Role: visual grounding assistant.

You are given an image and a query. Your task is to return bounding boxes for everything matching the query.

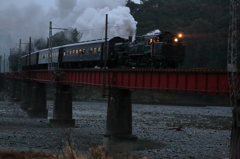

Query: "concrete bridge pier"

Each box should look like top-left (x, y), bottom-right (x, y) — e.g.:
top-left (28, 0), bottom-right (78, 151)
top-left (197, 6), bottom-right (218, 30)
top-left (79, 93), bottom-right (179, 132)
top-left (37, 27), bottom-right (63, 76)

top-left (10, 79), bottom-right (17, 101)
top-left (13, 79), bottom-right (22, 102)
top-left (27, 82), bottom-right (48, 118)
top-left (49, 84), bottom-right (75, 128)
top-left (230, 105), bottom-right (240, 158)
top-left (4, 79), bottom-right (14, 100)
top-left (4, 79), bottom-right (12, 99)
top-left (103, 88), bottom-right (137, 153)
top-left (5, 79), bottom-right (19, 101)
top-left (20, 81), bottom-right (32, 110)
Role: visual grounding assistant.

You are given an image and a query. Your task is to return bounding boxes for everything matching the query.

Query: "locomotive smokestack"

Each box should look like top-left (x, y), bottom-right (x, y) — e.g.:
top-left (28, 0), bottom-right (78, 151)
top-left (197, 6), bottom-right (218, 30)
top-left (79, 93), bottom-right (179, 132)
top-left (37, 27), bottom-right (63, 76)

top-left (129, 36), bottom-right (133, 42)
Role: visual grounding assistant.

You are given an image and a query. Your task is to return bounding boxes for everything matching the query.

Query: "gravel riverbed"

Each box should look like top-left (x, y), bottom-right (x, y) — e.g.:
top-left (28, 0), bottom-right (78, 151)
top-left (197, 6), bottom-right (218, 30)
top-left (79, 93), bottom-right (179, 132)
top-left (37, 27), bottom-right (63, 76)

top-left (0, 101), bottom-right (231, 159)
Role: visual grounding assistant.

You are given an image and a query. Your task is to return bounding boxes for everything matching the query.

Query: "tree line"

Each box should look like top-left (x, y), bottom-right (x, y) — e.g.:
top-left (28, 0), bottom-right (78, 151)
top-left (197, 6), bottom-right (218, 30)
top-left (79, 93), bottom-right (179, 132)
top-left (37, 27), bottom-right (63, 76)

top-left (127, 0), bottom-right (237, 69)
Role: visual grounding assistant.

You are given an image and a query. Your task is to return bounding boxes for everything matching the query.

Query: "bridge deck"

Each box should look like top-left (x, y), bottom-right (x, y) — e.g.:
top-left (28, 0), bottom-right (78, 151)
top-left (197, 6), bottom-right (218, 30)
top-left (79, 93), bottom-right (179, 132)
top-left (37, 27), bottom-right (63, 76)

top-left (4, 68), bottom-right (229, 96)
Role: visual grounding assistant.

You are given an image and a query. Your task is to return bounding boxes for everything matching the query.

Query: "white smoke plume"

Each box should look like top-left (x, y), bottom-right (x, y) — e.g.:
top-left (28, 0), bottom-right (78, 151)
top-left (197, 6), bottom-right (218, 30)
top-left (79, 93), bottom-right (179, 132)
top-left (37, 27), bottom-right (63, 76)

top-left (146, 29), bottom-right (161, 36)
top-left (53, 0), bottom-right (137, 41)
top-left (0, 0), bottom-right (137, 57)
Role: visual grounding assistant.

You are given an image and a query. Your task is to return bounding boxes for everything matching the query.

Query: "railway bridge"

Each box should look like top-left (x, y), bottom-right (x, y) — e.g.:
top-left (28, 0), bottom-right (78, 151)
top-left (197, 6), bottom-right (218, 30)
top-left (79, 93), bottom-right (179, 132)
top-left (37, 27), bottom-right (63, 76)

top-left (2, 68), bottom-right (230, 151)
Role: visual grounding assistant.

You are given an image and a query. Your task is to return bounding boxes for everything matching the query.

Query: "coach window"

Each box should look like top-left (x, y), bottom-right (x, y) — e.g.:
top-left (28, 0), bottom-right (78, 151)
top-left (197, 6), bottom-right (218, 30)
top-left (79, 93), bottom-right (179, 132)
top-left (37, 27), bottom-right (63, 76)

top-left (89, 48), bottom-right (93, 53)
top-left (76, 50), bottom-right (78, 54)
top-left (82, 49), bottom-right (85, 54)
top-left (73, 50), bottom-right (75, 54)
top-left (97, 47), bottom-right (101, 53)
top-left (64, 52), bottom-right (66, 56)
top-left (93, 48), bottom-right (97, 53)
top-left (86, 48), bottom-right (89, 53)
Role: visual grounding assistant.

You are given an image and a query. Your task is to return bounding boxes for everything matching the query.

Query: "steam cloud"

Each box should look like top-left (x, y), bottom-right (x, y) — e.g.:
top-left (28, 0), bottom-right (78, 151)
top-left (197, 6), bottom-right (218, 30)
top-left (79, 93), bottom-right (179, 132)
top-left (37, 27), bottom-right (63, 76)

top-left (0, 0), bottom-right (137, 57)
top-left (146, 29), bottom-right (161, 36)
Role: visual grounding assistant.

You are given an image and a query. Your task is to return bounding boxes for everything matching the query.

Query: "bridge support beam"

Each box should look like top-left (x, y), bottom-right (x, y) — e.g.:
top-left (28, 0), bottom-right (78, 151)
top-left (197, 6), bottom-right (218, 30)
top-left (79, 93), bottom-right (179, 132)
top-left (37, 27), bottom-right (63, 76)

top-left (27, 82), bottom-right (48, 118)
top-left (103, 88), bottom-right (137, 153)
top-left (49, 84), bottom-right (75, 128)
top-left (20, 81), bottom-right (32, 110)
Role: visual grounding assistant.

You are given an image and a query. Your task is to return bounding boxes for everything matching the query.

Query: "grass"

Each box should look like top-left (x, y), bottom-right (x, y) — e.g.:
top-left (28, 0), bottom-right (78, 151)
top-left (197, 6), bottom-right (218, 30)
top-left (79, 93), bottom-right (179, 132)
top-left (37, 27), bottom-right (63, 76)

top-left (0, 150), bottom-right (54, 159)
top-left (0, 145), bottom-right (147, 159)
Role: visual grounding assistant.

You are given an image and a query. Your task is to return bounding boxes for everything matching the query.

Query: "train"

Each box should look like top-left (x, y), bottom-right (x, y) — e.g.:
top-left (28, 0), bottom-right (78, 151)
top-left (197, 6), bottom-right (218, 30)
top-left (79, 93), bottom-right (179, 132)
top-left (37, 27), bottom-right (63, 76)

top-left (20, 31), bottom-right (186, 70)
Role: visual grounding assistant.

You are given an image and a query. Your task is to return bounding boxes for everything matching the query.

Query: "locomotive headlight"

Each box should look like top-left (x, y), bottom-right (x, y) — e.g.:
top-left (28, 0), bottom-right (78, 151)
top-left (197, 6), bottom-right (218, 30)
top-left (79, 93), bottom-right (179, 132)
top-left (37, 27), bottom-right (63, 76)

top-left (174, 38), bottom-right (178, 42)
top-left (178, 33), bottom-right (183, 38)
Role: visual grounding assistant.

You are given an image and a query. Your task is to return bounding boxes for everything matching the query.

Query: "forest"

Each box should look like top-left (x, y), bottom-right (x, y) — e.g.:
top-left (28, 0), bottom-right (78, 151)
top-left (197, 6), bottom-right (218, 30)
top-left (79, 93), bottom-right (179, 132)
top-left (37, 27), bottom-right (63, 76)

top-left (9, 0), bottom-right (239, 70)
top-left (126, 0), bottom-right (236, 69)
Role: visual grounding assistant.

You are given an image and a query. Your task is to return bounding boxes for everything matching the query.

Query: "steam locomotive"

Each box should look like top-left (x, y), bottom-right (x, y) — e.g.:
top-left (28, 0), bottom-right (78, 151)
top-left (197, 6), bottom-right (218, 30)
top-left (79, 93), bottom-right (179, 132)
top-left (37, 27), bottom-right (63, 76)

top-left (21, 31), bottom-right (186, 70)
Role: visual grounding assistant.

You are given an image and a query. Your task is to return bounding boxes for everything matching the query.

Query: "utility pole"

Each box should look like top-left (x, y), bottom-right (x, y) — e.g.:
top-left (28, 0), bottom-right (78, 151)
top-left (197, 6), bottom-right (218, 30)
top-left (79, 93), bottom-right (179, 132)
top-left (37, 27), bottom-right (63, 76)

top-left (7, 59), bottom-right (9, 72)
top-left (0, 55), bottom-right (1, 73)
top-left (228, 0), bottom-right (238, 120)
top-left (19, 39), bottom-right (21, 56)
top-left (102, 14), bottom-right (108, 97)
top-left (3, 54), bottom-right (5, 73)
top-left (18, 39), bottom-right (21, 71)
top-left (28, 37), bottom-right (31, 81)
top-left (48, 21), bottom-right (53, 71)
top-left (48, 21), bottom-right (68, 71)
top-left (227, 0), bottom-right (240, 158)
